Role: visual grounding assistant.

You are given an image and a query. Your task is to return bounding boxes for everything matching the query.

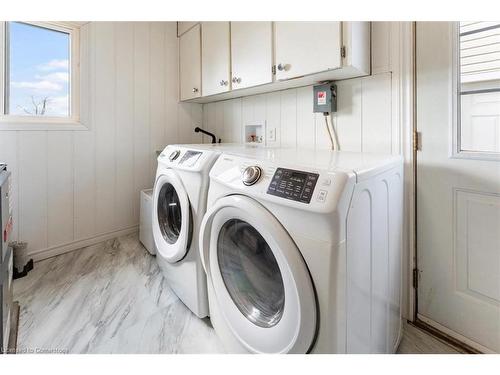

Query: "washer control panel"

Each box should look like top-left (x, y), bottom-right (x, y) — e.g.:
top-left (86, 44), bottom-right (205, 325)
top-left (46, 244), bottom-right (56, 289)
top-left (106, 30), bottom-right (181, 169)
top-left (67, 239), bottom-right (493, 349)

top-left (267, 168), bottom-right (319, 204)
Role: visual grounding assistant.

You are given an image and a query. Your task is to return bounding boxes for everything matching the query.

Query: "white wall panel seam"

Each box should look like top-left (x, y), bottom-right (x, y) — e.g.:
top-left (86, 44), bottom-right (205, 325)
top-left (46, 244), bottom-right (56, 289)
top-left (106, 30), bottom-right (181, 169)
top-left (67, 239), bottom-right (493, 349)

top-left (45, 131), bottom-right (48, 249)
top-left (92, 22), bottom-right (98, 233)
top-left (113, 23), bottom-right (118, 230)
top-left (147, 23), bottom-right (152, 183)
top-left (132, 24), bottom-right (137, 221)
top-left (361, 78), bottom-right (364, 152)
top-left (163, 23), bottom-right (167, 152)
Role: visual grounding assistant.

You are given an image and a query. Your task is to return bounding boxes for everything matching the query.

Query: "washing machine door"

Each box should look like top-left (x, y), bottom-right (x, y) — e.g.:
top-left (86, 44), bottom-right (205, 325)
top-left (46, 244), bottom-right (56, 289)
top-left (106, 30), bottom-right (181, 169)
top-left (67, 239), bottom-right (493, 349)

top-left (152, 170), bottom-right (192, 263)
top-left (199, 195), bottom-right (317, 353)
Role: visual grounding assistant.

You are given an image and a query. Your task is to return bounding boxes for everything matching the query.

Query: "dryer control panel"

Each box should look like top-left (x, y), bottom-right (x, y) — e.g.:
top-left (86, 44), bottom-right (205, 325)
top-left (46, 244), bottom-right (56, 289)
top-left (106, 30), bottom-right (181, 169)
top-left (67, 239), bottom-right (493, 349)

top-left (267, 168), bottom-right (319, 204)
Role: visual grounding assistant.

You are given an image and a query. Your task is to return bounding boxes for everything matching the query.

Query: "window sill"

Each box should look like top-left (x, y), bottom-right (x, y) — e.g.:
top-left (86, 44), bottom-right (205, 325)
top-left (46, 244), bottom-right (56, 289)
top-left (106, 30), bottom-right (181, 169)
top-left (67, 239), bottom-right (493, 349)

top-left (0, 118), bottom-right (89, 131)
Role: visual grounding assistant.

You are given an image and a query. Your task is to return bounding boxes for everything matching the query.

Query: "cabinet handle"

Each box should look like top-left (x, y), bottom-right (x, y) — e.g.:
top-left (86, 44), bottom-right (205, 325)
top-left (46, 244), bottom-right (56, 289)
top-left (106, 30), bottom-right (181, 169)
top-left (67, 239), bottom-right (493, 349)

top-left (232, 77), bottom-right (241, 84)
top-left (192, 87), bottom-right (199, 93)
top-left (277, 63), bottom-right (285, 71)
top-left (220, 80), bottom-right (228, 86)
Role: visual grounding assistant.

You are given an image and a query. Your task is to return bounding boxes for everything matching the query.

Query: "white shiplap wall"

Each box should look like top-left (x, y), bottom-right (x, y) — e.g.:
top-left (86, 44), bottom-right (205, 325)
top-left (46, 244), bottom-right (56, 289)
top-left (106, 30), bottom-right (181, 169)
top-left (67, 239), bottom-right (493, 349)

top-left (0, 22), bottom-right (203, 259)
top-left (202, 22), bottom-right (402, 155)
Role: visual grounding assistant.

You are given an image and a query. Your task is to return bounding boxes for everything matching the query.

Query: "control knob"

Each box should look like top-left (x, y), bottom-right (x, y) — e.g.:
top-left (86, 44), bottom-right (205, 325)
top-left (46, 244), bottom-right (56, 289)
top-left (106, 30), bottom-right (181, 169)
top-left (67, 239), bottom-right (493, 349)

top-left (242, 166), bottom-right (262, 186)
top-left (169, 150), bottom-right (181, 161)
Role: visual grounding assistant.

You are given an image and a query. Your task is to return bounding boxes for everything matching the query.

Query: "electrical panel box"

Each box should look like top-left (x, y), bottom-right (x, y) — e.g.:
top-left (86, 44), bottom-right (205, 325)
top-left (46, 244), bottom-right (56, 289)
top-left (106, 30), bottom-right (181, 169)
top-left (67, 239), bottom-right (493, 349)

top-left (313, 83), bottom-right (337, 113)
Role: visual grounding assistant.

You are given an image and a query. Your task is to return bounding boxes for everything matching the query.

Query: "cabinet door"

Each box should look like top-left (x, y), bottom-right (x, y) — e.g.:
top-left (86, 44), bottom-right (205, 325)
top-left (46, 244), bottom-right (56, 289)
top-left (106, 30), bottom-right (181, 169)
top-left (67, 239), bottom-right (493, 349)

top-left (202, 22), bottom-right (230, 96)
top-left (274, 22), bottom-right (342, 81)
top-left (231, 22), bottom-right (273, 90)
top-left (179, 24), bottom-right (201, 101)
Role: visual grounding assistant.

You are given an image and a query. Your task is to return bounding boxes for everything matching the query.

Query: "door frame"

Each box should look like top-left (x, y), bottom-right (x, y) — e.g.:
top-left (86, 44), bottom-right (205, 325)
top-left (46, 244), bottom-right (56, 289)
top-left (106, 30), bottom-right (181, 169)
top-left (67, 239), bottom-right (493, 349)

top-left (389, 21), bottom-right (417, 325)
top-left (402, 21), bottom-right (417, 324)
top-left (370, 21), bottom-right (418, 329)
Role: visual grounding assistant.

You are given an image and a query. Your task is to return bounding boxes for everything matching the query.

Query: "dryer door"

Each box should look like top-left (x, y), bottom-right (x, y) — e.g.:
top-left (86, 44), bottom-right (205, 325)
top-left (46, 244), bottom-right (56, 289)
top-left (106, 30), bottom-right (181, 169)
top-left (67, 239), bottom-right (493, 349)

top-left (199, 195), bottom-right (317, 353)
top-left (152, 170), bottom-right (192, 263)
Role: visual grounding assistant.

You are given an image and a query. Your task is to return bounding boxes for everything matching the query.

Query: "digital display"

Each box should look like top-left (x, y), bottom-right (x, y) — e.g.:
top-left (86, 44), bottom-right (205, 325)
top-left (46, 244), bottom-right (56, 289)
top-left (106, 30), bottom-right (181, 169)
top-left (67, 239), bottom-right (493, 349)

top-left (267, 168), bottom-right (319, 204)
top-left (179, 150), bottom-right (202, 166)
top-left (289, 172), bottom-right (307, 183)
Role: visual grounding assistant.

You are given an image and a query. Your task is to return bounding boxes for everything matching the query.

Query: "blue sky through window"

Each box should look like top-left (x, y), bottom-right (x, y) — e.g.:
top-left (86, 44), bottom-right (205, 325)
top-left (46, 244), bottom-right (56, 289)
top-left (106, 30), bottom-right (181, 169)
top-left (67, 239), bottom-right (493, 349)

top-left (8, 22), bottom-right (70, 117)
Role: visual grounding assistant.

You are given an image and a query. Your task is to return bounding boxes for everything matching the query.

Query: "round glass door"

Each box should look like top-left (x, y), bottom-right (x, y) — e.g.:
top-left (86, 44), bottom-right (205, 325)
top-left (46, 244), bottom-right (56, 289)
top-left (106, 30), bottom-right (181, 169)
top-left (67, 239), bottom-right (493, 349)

top-left (152, 171), bottom-right (192, 263)
top-left (157, 183), bottom-right (182, 244)
top-left (217, 219), bottom-right (285, 328)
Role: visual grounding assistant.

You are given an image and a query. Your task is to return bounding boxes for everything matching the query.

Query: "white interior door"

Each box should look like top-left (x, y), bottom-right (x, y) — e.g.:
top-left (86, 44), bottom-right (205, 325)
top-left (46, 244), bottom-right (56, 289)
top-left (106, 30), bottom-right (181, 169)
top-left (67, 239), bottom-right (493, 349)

top-left (201, 22), bottom-right (230, 96)
top-left (416, 22), bottom-right (500, 353)
top-left (179, 24), bottom-right (201, 101)
top-left (274, 22), bottom-right (342, 81)
top-left (230, 22), bottom-right (273, 90)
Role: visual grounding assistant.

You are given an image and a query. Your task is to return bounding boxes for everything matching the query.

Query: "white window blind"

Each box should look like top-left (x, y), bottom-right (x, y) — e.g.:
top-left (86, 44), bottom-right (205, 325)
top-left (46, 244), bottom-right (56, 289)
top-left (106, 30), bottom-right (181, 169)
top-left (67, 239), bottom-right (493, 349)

top-left (458, 22), bottom-right (500, 155)
top-left (460, 22), bottom-right (500, 88)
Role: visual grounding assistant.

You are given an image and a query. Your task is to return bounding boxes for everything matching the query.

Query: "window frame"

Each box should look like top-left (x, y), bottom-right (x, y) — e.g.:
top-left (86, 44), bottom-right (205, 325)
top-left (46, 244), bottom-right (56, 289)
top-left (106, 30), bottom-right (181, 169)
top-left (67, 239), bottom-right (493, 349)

top-left (452, 22), bottom-right (500, 161)
top-left (0, 21), bottom-right (85, 131)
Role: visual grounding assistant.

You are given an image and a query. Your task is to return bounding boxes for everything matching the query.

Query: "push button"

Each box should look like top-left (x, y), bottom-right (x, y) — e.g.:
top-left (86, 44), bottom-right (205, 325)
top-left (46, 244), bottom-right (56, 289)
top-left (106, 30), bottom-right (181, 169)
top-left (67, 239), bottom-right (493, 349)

top-left (322, 178), bottom-right (332, 186)
top-left (317, 190), bottom-right (328, 202)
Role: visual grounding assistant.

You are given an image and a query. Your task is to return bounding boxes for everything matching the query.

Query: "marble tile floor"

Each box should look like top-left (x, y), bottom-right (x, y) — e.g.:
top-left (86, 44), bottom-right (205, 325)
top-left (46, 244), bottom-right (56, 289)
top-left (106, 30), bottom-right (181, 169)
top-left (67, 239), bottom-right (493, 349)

top-left (14, 233), bottom-right (460, 354)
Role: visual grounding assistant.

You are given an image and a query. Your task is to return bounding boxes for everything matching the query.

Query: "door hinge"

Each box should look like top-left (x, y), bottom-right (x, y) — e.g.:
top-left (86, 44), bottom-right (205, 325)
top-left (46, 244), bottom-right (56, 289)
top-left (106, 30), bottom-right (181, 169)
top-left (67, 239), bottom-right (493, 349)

top-left (341, 46), bottom-right (346, 58)
top-left (272, 65), bottom-right (276, 75)
top-left (413, 130), bottom-right (421, 152)
top-left (413, 268), bottom-right (419, 289)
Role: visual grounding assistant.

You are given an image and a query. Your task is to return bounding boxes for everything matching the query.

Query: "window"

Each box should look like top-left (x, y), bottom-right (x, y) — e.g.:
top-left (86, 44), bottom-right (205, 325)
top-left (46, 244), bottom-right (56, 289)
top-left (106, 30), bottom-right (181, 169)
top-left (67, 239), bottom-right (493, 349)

top-left (0, 21), bottom-right (80, 128)
top-left (457, 22), bottom-right (500, 157)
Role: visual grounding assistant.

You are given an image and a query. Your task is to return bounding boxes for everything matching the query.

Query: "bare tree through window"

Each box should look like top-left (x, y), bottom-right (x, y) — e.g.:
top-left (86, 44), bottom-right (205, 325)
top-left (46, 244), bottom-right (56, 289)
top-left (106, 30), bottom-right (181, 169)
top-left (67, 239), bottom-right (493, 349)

top-left (17, 95), bottom-right (52, 116)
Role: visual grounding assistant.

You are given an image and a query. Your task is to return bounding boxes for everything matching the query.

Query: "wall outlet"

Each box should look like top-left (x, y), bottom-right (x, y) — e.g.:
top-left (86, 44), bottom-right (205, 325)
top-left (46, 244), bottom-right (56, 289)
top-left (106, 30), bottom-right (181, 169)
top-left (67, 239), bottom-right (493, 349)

top-left (268, 128), bottom-right (276, 142)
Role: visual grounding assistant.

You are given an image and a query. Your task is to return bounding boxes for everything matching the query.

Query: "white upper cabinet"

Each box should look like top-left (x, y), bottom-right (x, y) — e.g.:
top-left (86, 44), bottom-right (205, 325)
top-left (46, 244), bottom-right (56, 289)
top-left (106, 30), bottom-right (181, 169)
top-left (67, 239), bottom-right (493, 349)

top-left (202, 22), bottom-right (231, 96)
top-left (179, 22), bottom-right (370, 102)
top-left (274, 22), bottom-right (342, 81)
top-left (230, 22), bottom-right (273, 90)
top-left (179, 24), bottom-right (201, 101)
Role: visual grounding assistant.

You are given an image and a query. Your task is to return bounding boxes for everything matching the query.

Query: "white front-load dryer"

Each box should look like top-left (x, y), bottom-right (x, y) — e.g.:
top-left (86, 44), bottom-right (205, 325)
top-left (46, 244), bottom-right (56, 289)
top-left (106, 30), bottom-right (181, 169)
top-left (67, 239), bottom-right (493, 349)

top-left (153, 145), bottom-right (223, 318)
top-left (153, 143), bottom-right (266, 318)
top-left (199, 148), bottom-right (404, 353)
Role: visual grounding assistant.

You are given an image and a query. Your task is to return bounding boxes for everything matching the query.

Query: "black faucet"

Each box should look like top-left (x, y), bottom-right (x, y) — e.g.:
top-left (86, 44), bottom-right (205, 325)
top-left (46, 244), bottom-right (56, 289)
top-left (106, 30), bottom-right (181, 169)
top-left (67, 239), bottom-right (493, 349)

top-left (194, 127), bottom-right (221, 144)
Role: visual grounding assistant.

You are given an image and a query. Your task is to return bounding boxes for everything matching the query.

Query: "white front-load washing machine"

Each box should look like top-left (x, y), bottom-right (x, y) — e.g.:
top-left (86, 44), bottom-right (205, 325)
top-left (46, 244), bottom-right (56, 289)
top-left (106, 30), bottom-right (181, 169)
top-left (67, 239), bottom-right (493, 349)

top-left (153, 143), bottom-right (266, 318)
top-left (199, 148), bottom-right (404, 353)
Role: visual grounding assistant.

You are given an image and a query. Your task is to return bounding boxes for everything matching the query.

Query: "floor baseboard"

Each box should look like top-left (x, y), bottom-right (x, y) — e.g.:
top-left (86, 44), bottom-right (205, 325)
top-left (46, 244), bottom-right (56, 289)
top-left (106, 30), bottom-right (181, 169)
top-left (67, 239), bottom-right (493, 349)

top-left (29, 226), bottom-right (139, 262)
